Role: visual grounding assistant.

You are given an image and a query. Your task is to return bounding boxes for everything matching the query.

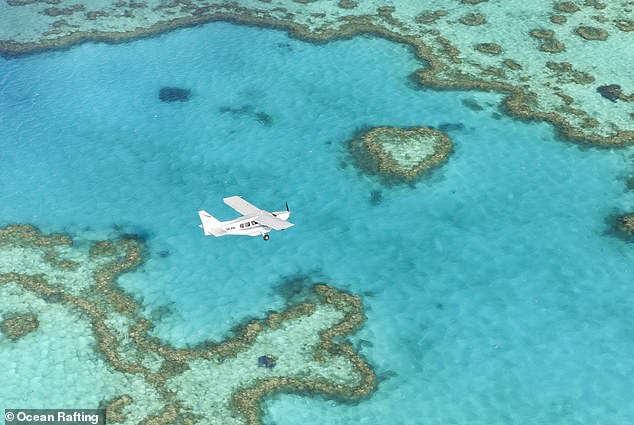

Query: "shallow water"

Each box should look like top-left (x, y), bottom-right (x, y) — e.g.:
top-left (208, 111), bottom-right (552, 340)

top-left (1, 22), bottom-right (634, 424)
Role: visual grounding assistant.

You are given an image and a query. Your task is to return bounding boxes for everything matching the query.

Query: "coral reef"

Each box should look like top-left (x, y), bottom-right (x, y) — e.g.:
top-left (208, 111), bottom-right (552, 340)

top-left (575, 26), bottom-right (609, 40)
top-left (100, 395), bottom-right (134, 423)
top-left (546, 62), bottom-right (595, 84)
top-left (459, 12), bottom-right (486, 26)
top-left (0, 312), bottom-right (39, 340)
top-left (0, 1), bottom-right (632, 146)
top-left (618, 213), bottom-right (634, 235)
top-left (554, 2), bottom-right (580, 13)
top-left (415, 10), bottom-right (447, 24)
top-left (338, 0), bottom-right (357, 9)
top-left (0, 225), bottom-right (375, 425)
top-left (596, 85), bottom-right (632, 103)
top-left (615, 20), bottom-right (634, 32)
top-left (550, 15), bottom-right (567, 24)
top-left (474, 42), bottom-right (502, 55)
top-left (350, 126), bottom-right (453, 182)
top-left (529, 29), bottom-right (566, 53)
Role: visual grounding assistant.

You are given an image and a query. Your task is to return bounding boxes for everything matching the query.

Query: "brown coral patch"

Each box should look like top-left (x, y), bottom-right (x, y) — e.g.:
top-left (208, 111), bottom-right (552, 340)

top-left (554, 91), bottom-right (574, 105)
top-left (583, 0), bottom-right (606, 9)
top-left (0, 224), bottom-right (72, 247)
top-left (8, 0), bottom-right (61, 4)
top-left (100, 395), bottom-right (134, 423)
top-left (52, 19), bottom-right (68, 28)
top-left (529, 30), bottom-right (566, 54)
top-left (377, 6), bottom-right (395, 16)
top-left (503, 59), bottom-right (522, 70)
top-left (592, 15), bottom-right (608, 23)
top-left (546, 61), bottom-right (595, 84)
top-left (86, 10), bottom-right (110, 20)
top-left (550, 15), bottom-right (567, 24)
top-left (459, 13), bottom-right (486, 26)
top-left (529, 29), bottom-right (555, 39)
top-left (337, 0), bottom-right (357, 9)
top-left (554, 1), bottom-right (580, 13)
top-left (575, 26), bottom-right (609, 40)
top-left (474, 42), bottom-right (502, 55)
top-left (415, 10), bottom-right (447, 24)
top-left (42, 7), bottom-right (71, 16)
top-left (529, 29), bottom-right (566, 52)
top-left (615, 20), bottom-right (634, 32)
top-left (1, 313), bottom-right (39, 340)
top-left (539, 38), bottom-right (566, 53)
top-left (435, 36), bottom-right (462, 64)
top-left (43, 4), bottom-right (84, 17)
top-left (480, 66), bottom-right (505, 78)
top-left (617, 213), bottom-right (634, 234)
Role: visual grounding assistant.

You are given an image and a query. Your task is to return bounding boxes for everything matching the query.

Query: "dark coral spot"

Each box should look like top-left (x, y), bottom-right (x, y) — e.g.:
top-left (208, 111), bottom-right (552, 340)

top-left (438, 122), bottom-right (465, 132)
top-left (596, 84), bottom-right (622, 102)
top-left (159, 87), bottom-right (191, 102)
top-left (461, 98), bottom-right (484, 111)
top-left (369, 190), bottom-right (383, 205)
top-left (219, 105), bottom-right (253, 115)
top-left (255, 111), bottom-right (273, 126)
top-left (258, 354), bottom-right (277, 368)
top-left (276, 42), bottom-right (293, 51)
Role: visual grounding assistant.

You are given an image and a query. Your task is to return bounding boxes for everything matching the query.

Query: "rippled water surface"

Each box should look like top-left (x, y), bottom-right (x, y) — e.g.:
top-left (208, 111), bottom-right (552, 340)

top-left (1, 22), bottom-right (634, 424)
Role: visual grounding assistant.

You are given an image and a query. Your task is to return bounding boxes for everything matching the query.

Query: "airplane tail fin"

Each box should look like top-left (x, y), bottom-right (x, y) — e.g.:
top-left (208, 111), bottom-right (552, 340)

top-left (198, 210), bottom-right (226, 237)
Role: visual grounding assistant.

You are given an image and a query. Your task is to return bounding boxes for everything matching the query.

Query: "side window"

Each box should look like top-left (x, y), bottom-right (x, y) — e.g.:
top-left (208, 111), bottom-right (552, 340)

top-left (251, 221), bottom-right (257, 225)
top-left (240, 224), bottom-right (244, 229)
top-left (246, 222), bottom-right (250, 227)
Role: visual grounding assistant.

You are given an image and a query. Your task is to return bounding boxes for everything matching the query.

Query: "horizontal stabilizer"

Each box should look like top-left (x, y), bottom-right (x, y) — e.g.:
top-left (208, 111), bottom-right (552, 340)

top-left (198, 210), bottom-right (226, 237)
top-left (255, 214), bottom-right (294, 230)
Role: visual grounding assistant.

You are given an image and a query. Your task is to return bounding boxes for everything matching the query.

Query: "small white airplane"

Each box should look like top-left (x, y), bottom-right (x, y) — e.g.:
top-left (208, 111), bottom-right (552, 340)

top-left (198, 196), bottom-right (293, 240)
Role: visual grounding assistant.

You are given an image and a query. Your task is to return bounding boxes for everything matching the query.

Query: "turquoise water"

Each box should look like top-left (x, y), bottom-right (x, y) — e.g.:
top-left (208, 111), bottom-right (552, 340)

top-left (1, 22), bottom-right (634, 424)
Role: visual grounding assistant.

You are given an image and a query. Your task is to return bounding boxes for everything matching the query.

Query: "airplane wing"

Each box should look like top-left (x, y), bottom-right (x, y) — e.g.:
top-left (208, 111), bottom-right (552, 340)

top-left (223, 196), bottom-right (260, 215)
top-left (255, 214), bottom-right (294, 230)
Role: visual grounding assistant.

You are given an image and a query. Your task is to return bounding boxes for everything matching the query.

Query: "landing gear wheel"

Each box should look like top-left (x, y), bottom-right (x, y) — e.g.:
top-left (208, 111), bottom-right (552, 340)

top-left (263, 234), bottom-right (270, 241)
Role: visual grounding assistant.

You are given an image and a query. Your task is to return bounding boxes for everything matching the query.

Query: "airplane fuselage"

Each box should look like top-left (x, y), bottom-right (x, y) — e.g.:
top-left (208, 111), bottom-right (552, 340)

top-left (219, 210), bottom-right (291, 237)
